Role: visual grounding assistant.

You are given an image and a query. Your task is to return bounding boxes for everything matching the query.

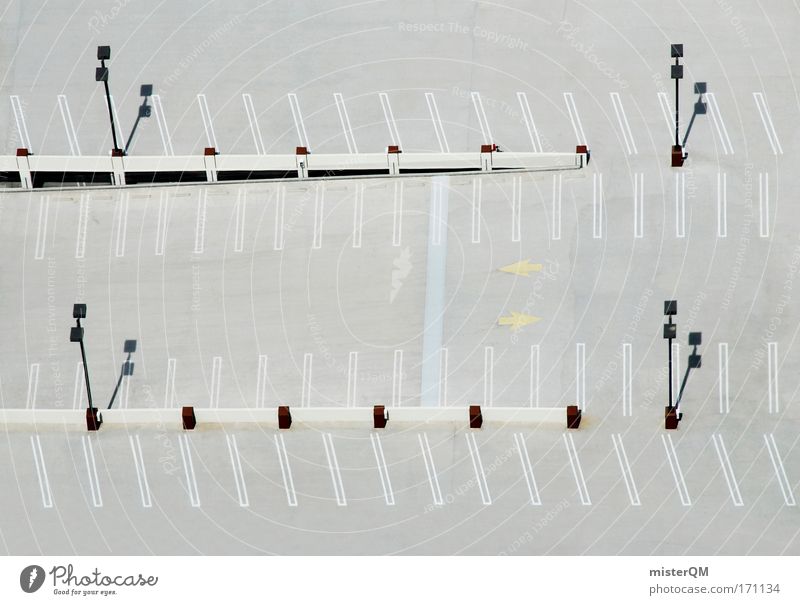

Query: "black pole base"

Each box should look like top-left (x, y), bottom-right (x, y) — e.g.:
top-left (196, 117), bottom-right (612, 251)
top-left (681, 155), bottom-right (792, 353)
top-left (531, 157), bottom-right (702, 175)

top-left (671, 145), bottom-right (685, 167)
top-left (665, 406), bottom-right (679, 430)
top-left (86, 407), bottom-right (102, 431)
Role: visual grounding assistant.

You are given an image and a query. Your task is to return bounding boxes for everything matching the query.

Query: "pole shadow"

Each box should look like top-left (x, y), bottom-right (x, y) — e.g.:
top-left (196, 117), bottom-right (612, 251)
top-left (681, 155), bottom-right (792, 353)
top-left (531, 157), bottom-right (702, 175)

top-left (108, 339), bottom-right (137, 409)
top-left (675, 332), bottom-right (701, 416)
top-left (124, 85), bottom-right (153, 154)
top-left (681, 82), bottom-right (707, 149)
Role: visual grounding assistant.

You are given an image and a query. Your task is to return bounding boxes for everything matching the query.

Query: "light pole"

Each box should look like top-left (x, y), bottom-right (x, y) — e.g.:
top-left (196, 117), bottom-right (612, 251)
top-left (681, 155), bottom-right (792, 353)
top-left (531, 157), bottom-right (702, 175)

top-left (670, 44), bottom-right (685, 167)
top-left (663, 300), bottom-right (679, 428)
top-left (95, 45), bottom-right (121, 155)
top-left (70, 303), bottom-right (101, 429)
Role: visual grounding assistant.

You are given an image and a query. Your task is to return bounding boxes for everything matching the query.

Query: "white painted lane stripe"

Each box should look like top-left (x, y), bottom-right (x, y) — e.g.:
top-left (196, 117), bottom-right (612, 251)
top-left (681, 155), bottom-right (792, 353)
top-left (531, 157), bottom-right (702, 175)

top-left (483, 346), bottom-right (494, 407)
top-left (256, 355), bottom-right (268, 408)
top-left (194, 189), bottom-right (207, 254)
top-left (592, 173), bottom-right (603, 238)
top-left (333, 93), bottom-right (358, 153)
top-left (622, 343), bottom-right (632, 416)
top-left (75, 193), bottom-right (89, 259)
top-left (226, 434), bottom-right (249, 507)
top-left (511, 175), bottom-right (522, 242)
top-left (352, 184), bottom-right (364, 249)
top-left (552, 174), bottom-right (562, 240)
top-left (121, 366), bottom-right (131, 409)
top-left (675, 172), bottom-right (686, 238)
top-left (196, 94), bottom-right (218, 149)
top-left (719, 343), bottom-right (730, 414)
top-left (164, 358), bottom-right (176, 407)
top-left (72, 362), bottom-right (85, 409)
top-left (470, 92), bottom-right (493, 144)
top-left (759, 172), bottom-right (770, 238)
top-left (10, 95), bottom-right (32, 149)
top-left (114, 191), bottom-right (129, 258)
top-left (612, 434), bottom-right (640, 506)
top-left (706, 93), bottom-right (734, 154)
top-left (392, 180), bottom-right (404, 247)
top-left (242, 93), bottom-right (266, 155)
top-left (563, 92), bottom-right (587, 146)
top-left (514, 433), bottom-right (541, 505)
top-left (31, 435), bottom-right (53, 508)
top-left (34, 196), bottom-right (49, 260)
top-left (347, 351), bottom-right (358, 407)
top-left (322, 433), bottom-right (347, 506)
top-left (419, 433), bottom-right (443, 505)
top-left (717, 172), bottom-right (727, 238)
top-left (26, 363), bottom-right (40, 409)
top-left (155, 190), bottom-right (169, 256)
top-left (466, 433), bottom-right (492, 505)
top-left (107, 95), bottom-right (127, 151)
top-left (178, 434), bottom-right (201, 507)
top-left (431, 179), bottom-right (444, 246)
top-left (610, 92), bottom-right (637, 155)
top-left (661, 434), bottom-right (691, 506)
top-left (425, 92), bottom-right (449, 152)
top-left (392, 349), bottom-right (403, 407)
top-left (370, 433), bottom-right (395, 506)
top-left (768, 341), bottom-right (779, 414)
top-left (753, 92), bottom-right (783, 155)
top-left (379, 92), bottom-right (402, 148)
top-left (274, 434), bottom-right (298, 506)
top-left (471, 178), bottom-right (482, 243)
top-left (657, 92), bottom-right (674, 141)
top-left (438, 347), bottom-right (448, 407)
top-left (151, 94), bottom-right (174, 155)
top-left (312, 184), bottom-right (324, 249)
top-left (633, 173), bottom-right (644, 238)
top-left (301, 353), bottom-right (312, 407)
top-left (288, 93), bottom-right (310, 148)
top-left (129, 435), bottom-right (152, 508)
top-left (712, 434), bottom-right (743, 506)
top-left (529, 345), bottom-right (540, 407)
top-left (274, 186), bottom-right (285, 251)
top-left (576, 343), bottom-right (586, 410)
top-left (82, 436), bottom-right (103, 508)
top-left (57, 94), bottom-right (81, 156)
top-left (234, 188), bottom-right (246, 252)
top-left (210, 356), bottom-right (222, 408)
top-left (517, 92), bottom-right (542, 152)
top-left (764, 434), bottom-right (795, 506)
top-left (563, 433), bottom-right (591, 505)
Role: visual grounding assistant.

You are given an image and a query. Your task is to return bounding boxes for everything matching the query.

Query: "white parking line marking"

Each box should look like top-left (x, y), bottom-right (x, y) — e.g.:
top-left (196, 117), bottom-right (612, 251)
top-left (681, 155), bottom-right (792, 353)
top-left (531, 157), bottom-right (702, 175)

top-left (352, 184), bottom-right (364, 248)
top-left (57, 95), bottom-right (81, 155)
top-left (72, 362), bottom-right (85, 409)
top-left (576, 343), bottom-right (586, 410)
top-left (753, 92), bottom-right (783, 155)
top-left (165, 358), bottom-right (177, 407)
top-left (194, 189), bottom-right (207, 254)
top-left (178, 434), bottom-right (201, 507)
top-left (34, 196), bottom-right (49, 260)
top-left (151, 94), bottom-right (174, 155)
top-left (312, 184), bottom-right (324, 249)
top-left (633, 173), bottom-right (644, 238)
top-left (717, 172), bottom-right (727, 237)
top-left (196, 94), bottom-right (218, 149)
top-left (10, 95), bottom-right (31, 149)
top-left (432, 180), bottom-right (444, 246)
top-left (234, 188), bottom-right (246, 252)
top-left (662, 434), bottom-right (691, 506)
top-left (612, 434), bottom-right (640, 505)
top-left (210, 356), bottom-right (222, 408)
top-left (563, 433), bottom-right (591, 505)
top-left (657, 92), bottom-right (674, 141)
top-left (30, 435), bottom-right (53, 509)
top-left (425, 92), bottom-right (450, 152)
top-left (511, 175), bottom-right (522, 242)
top-left (107, 95), bottom-right (127, 151)
top-left (552, 174), bottom-right (562, 240)
top-left (82, 436), bottom-right (103, 508)
top-left (483, 346), bottom-right (494, 407)
top-left (347, 351), bottom-right (358, 407)
top-left (712, 434), bottom-right (743, 507)
top-left (513, 433), bottom-right (541, 505)
top-left (370, 433), bottom-right (395, 506)
top-left (226, 434), bottom-right (249, 507)
top-left (379, 92), bottom-right (402, 148)
top-left (471, 178), bottom-right (482, 243)
top-left (529, 345), bottom-right (540, 407)
top-left (333, 93), bottom-right (358, 153)
top-left (322, 433), bottom-right (347, 506)
top-left (419, 433), bottom-right (444, 505)
top-left (439, 347), bottom-right (448, 406)
top-left (592, 173), bottom-right (603, 238)
top-left (26, 363), bottom-right (40, 409)
top-left (764, 434), bottom-right (795, 506)
top-left (288, 93), bottom-right (310, 148)
top-left (759, 172), bottom-right (770, 238)
top-left (242, 93), bottom-right (266, 155)
top-left (392, 180), bottom-right (404, 247)
top-left (471, 92), bottom-right (493, 144)
top-left (75, 193), bottom-right (89, 259)
top-left (719, 343), bottom-right (730, 414)
top-left (256, 355), bottom-right (268, 408)
top-left (155, 190), bottom-right (169, 256)
top-left (301, 353), bottom-right (312, 407)
top-left (706, 93), bottom-right (734, 154)
top-left (274, 186), bottom-right (285, 251)
top-left (274, 434), bottom-right (298, 506)
top-left (610, 92), bottom-right (637, 155)
top-left (622, 343), bottom-right (632, 416)
top-left (114, 191), bottom-right (129, 258)
top-left (675, 172), bottom-right (686, 238)
top-left (466, 433), bottom-right (492, 505)
top-left (392, 349), bottom-right (404, 407)
top-left (129, 435), bottom-right (152, 508)
top-left (563, 92), bottom-right (587, 146)
top-left (768, 341), bottom-right (779, 414)
top-left (517, 92), bottom-right (542, 152)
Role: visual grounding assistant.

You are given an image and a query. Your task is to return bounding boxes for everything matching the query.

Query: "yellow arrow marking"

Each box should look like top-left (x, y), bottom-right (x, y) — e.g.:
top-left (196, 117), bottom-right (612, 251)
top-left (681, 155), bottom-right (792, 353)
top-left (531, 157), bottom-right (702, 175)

top-left (498, 312), bottom-right (541, 332)
top-left (499, 259), bottom-right (543, 277)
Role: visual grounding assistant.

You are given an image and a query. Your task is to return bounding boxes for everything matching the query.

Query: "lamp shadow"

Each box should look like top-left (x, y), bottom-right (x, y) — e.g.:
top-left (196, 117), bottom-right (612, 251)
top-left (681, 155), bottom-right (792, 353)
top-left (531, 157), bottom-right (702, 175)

top-left (124, 85), bottom-right (153, 154)
top-left (676, 332), bottom-right (701, 412)
top-left (108, 339), bottom-right (137, 409)
top-left (681, 82), bottom-right (707, 149)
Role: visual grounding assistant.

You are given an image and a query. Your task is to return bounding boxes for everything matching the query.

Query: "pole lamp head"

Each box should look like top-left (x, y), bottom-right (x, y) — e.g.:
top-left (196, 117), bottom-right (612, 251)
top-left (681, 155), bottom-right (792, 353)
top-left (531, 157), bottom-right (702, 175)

top-left (97, 45), bottom-right (111, 61)
top-left (670, 44), bottom-right (683, 58)
top-left (73, 303), bottom-right (87, 319)
top-left (95, 66), bottom-right (108, 82)
top-left (70, 326), bottom-right (84, 343)
top-left (664, 300), bottom-right (677, 316)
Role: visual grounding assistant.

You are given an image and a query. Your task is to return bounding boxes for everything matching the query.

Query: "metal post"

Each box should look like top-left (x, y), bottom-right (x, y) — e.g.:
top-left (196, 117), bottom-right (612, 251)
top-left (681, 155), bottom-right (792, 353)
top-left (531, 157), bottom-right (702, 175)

top-left (674, 59), bottom-right (680, 148)
top-left (76, 318), bottom-right (94, 409)
top-left (667, 317), bottom-right (674, 409)
top-left (101, 60), bottom-right (120, 153)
